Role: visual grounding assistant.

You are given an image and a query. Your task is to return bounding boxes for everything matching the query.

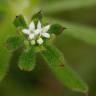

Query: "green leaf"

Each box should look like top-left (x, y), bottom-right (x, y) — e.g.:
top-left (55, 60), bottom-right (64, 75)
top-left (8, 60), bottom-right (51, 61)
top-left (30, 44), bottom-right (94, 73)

top-left (50, 64), bottom-right (88, 93)
top-left (32, 11), bottom-right (43, 25)
top-left (41, 44), bottom-right (64, 66)
top-left (18, 47), bottom-right (36, 71)
top-left (0, 46), bottom-right (11, 82)
top-left (48, 18), bottom-right (96, 45)
top-left (13, 15), bottom-right (27, 28)
top-left (48, 24), bottom-right (65, 35)
top-left (32, 10), bottom-right (43, 21)
top-left (6, 36), bottom-right (23, 51)
top-left (41, 44), bottom-right (88, 93)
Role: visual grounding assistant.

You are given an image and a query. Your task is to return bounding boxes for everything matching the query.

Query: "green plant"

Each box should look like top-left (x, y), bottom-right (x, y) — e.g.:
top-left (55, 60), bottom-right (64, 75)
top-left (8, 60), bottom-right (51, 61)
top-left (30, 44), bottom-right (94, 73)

top-left (4, 11), bottom-right (88, 94)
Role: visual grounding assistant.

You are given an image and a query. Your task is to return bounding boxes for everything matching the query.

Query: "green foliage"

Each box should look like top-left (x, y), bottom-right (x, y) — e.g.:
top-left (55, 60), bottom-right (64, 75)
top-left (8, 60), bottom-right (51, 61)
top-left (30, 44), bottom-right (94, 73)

top-left (51, 64), bottom-right (88, 93)
top-left (48, 24), bottom-right (65, 35)
top-left (31, 11), bottom-right (47, 26)
top-left (0, 46), bottom-right (11, 82)
top-left (13, 15), bottom-right (27, 28)
top-left (41, 44), bottom-right (88, 92)
top-left (32, 10), bottom-right (43, 21)
top-left (43, 0), bottom-right (96, 45)
top-left (6, 36), bottom-right (24, 51)
top-left (31, 10), bottom-right (43, 25)
top-left (18, 47), bottom-right (36, 71)
top-left (3, 10), bottom-right (88, 94)
top-left (41, 44), bottom-right (64, 66)
top-left (56, 20), bottom-right (96, 45)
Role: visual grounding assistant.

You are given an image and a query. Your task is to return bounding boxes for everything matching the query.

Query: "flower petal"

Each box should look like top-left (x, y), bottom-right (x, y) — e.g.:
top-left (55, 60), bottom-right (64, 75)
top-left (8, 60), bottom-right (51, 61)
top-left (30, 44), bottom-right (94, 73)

top-left (29, 34), bottom-right (35, 40)
top-left (42, 32), bottom-right (50, 38)
top-left (37, 21), bottom-right (42, 29)
top-left (34, 29), bottom-right (42, 35)
top-left (22, 29), bottom-right (30, 35)
top-left (42, 25), bottom-right (50, 33)
top-left (29, 21), bottom-right (35, 31)
top-left (37, 38), bottom-right (43, 45)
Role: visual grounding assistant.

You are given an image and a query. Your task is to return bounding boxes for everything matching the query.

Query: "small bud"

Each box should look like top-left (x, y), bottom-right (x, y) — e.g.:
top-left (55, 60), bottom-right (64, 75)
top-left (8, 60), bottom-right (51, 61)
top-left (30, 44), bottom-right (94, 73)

top-left (37, 38), bottom-right (43, 45)
top-left (31, 40), bottom-right (36, 45)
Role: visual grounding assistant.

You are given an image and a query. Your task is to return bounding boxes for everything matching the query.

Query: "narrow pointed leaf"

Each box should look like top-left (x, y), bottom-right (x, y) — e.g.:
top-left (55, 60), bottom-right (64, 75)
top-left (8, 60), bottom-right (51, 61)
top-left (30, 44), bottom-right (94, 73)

top-left (6, 36), bottom-right (24, 51)
top-left (0, 46), bottom-right (11, 82)
top-left (32, 10), bottom-right (43, 21)
top-left (41, 44), bottom-right (88, 93)
top-left (51, 64), bottom-right (88, 93)
top-left (41, 44), bottom-right (64, 66)
top-left (55, 20), bottom-right (96, 45)
top-left (13, 15), bottom-right (27, 28)
top-left (18, 47), bottom-right (36, 71)
top-left (48, 24), bottom-right (65, 35)
top-left (32, 11), bottom-right (43, 25)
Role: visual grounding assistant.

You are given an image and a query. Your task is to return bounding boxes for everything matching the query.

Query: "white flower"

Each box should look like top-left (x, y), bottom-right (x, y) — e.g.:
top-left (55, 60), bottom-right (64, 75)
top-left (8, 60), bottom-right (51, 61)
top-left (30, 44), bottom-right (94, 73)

top-left (22, 21), bottom-right (50, 45)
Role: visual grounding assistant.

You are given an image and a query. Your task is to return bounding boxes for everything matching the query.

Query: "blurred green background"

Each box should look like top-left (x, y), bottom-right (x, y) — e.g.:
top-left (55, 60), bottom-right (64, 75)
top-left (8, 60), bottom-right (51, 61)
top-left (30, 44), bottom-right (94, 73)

top-left (0, 0), bottom-right (96, 96)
